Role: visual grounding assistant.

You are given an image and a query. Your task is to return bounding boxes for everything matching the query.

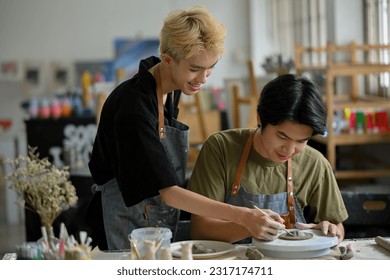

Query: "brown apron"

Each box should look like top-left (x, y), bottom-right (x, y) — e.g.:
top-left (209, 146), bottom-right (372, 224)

top-left (228, 130), bottom-right (305, 229)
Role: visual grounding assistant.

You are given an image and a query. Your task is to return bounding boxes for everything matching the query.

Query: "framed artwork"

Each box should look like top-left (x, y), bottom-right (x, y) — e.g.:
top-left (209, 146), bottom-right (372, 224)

top-left (22, 60), bottom-right (46, 97)
top-left (113, 38), bottom-right (159, 82)
top-left (74, 60), bottom-right (114, 87)
top-left (50, 61), bottom-right (74, 93)
top-left (0, 60), bottom-right (23, 82)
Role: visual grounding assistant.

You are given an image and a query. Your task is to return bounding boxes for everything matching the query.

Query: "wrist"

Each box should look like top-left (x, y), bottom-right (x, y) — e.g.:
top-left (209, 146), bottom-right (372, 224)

top-left (228, 204), bottom-right (247, 226)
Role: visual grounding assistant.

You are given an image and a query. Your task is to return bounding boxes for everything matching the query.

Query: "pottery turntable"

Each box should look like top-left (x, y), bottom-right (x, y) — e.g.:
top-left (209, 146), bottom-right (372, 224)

top-left (252, 229), bottom-right (338, 259)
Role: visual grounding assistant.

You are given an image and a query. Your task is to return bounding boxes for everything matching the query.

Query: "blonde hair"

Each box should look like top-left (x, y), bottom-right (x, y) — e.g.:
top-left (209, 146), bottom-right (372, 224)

top-left (159, 6), bottom-right (227, 60)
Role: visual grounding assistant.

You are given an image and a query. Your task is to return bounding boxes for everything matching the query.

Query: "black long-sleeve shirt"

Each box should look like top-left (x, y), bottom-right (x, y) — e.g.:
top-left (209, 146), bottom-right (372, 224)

top-left (89, 56), bottom-right (181, 207)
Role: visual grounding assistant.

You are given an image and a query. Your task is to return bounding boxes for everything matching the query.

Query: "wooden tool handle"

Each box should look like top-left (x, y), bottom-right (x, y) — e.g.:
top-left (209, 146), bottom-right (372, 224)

top-left (375, 236), bottom-right (390, 251)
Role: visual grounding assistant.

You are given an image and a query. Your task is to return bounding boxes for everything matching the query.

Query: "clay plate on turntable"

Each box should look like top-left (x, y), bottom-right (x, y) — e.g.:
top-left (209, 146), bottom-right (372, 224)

top-left (252, 229), bottom-right (338, 259)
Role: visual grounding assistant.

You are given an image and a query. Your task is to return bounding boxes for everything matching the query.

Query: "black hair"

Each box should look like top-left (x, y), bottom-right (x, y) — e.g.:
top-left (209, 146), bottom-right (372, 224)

top-left (257, 74), bottom-right (327, 136)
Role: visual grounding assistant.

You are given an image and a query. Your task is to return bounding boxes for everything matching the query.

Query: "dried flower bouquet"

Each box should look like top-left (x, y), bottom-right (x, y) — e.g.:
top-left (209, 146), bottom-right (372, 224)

top-left (5, 146), bottom-right (78, 236)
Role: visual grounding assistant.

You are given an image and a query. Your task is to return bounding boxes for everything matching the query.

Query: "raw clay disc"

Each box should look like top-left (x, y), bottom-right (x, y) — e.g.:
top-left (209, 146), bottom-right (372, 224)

top-left (278, 230), bottom-right (313, 240)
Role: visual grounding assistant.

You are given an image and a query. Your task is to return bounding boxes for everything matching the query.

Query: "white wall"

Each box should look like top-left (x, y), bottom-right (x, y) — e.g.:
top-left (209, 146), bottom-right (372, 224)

top-left (327, 0), bottom-right (364, 44)
top-left (0, 0), bottom-right (366, 90)
top-left (0, 0), bottom-right (252, 90)
top-left (0, 82), bottom-right (27, 225)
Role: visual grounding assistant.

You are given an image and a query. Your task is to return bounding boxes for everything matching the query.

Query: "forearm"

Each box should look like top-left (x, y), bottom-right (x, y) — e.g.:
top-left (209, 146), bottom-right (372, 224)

top-left (160, 186), bottom-right (244, 225)
top-left (190, 214), bottom-right (250, 243)
top-left (160, 186), bottom-right (284, 241)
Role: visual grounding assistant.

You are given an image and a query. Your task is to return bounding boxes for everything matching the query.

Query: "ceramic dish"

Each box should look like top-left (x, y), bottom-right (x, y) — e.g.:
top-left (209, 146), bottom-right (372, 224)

top-left (170, 240), bottom-right (235, 259)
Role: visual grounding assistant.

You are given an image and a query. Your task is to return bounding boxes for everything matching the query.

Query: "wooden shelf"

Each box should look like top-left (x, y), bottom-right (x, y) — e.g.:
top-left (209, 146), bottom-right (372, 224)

top-left (296, 41), bottom-right (390, 180)
top-left (328, 63), bottom-right (390, 75)
top-left (332, 99), bottom-right (390, 110)
top-left (313, 133), bottom-right (390, 146)
top-left (335, 169), bottom-right (390, 180)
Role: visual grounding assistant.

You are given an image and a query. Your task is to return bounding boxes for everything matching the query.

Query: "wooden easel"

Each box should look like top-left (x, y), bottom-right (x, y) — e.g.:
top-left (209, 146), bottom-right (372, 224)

top-left (177, 93), bottom-right (205, 169)
top-left (232, 59), bottom-right (259, 128)
top-left (179, 94), bottom-right (207, 142)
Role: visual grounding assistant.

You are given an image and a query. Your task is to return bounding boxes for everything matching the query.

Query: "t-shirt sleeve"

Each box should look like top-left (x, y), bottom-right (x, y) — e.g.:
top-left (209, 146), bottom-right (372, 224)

top-left (311, 160), bottom-right (349, 224)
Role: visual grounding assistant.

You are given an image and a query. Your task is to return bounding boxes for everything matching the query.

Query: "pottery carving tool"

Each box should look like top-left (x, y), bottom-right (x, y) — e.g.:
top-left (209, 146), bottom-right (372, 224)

top-left (253, 205), bottom-right (294, 236)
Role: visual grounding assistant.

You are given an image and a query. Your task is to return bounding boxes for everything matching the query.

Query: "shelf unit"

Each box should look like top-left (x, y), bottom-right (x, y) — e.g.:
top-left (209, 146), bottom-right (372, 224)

top-left (295, 41), bottom-right (390, 180)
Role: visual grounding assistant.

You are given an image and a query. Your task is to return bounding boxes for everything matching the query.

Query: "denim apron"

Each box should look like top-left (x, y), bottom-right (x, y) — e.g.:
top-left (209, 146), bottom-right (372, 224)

top-left (96, 68), bottom-right (189, 250)
top-left (225, 130), bottom-right (306, 243)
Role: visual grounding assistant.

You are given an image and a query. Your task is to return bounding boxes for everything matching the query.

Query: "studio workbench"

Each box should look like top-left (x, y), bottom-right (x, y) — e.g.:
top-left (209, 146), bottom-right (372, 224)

top-left (2, 236), bottom-right (390, 260)
top-left (89, 237), bottom-right (390, 260)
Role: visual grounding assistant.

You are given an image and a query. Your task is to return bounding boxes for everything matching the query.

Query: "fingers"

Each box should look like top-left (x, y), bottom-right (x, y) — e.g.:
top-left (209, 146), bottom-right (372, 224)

top-left (313, 221), bottom-right (342, 240)
top-left (318, 221), bottom-right (333, 236)
top-left (321, 221), bottom-right (331, 235)
top-left (256, 209), bottom-right (286, 232)
top-left (295, 222), bottom-right (316, 230)
top-left (246, 209), bottom-right (284, 241)
top-left (264, 209), bottom-right (285, 224)
top-left (295, 221), bottom-right (343, 241)
top-left (251, 225), bottom-right (280, 241)
top-left (258, 232), bottom-right (278, 241)
top-left (324, 222), bottom-right (343, 239)
top-left (320, 222), bottom-right (344, 244)
top-left (253, 221), bottom-right (280, 241)
top-left (280, 221), bottom-right (343, 242)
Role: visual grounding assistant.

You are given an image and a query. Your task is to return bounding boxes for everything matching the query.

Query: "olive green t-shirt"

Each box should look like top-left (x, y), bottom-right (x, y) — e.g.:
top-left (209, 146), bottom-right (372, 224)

top-left (187, 128), bottom-right (348, 224)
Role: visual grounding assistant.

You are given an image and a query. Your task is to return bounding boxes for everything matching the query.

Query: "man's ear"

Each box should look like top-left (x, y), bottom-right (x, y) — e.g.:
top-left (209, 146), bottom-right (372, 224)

top-left (160, 54), bottom-right (173, 66)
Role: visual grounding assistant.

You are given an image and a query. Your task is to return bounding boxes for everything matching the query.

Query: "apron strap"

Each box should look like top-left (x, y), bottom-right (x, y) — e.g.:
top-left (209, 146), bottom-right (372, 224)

top-left (231, 130), bottom-right (255, 197)
top-left (154, 64), bottom-right (165, 140)
top-left (286, 158), bottom-right (296, 228)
